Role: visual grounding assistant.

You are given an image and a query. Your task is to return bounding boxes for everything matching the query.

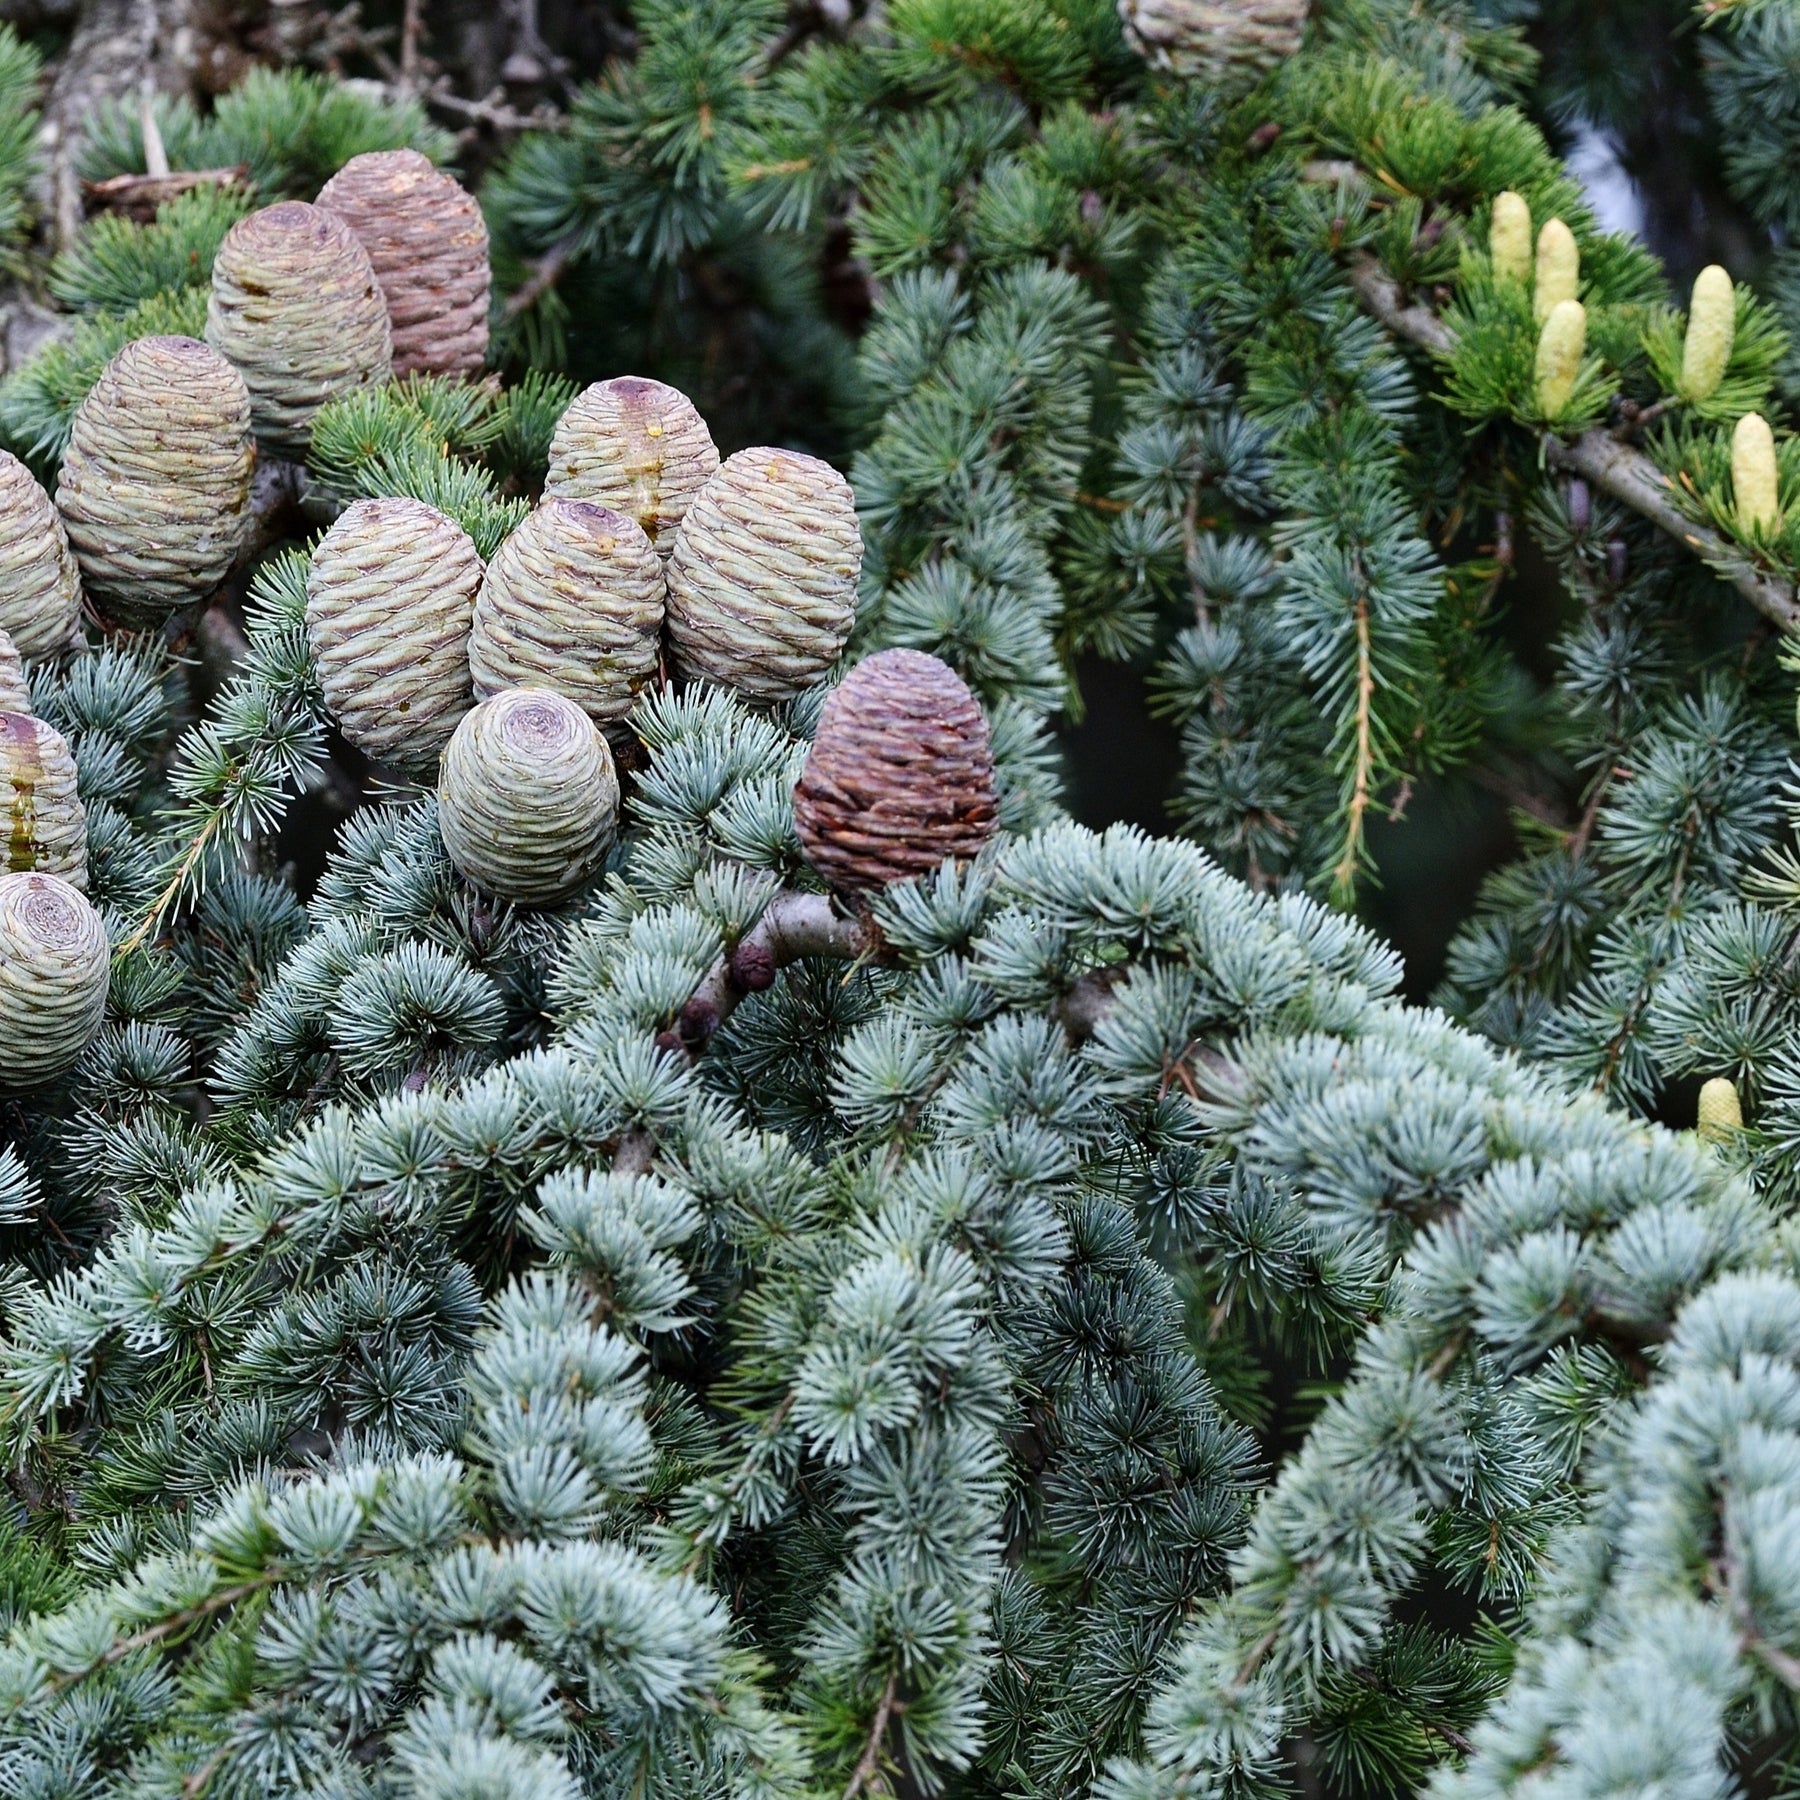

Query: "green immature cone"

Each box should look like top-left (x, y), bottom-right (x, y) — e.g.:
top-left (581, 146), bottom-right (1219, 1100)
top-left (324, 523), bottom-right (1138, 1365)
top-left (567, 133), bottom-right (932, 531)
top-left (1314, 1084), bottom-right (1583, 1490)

top-left (0, 713), bottom-right (84, 889)
top-left (1733, 412), bottom-right (1782, 534)
top-left (437, 688), bottom-right (619, 906)
top-left (1534, 299), bottom-right (1587, 419)
top-left (0, 450), bottom-right (82, 657)
top-left (1534, 218), bottom-right (1580, 323)
top-left (1490, 190), bottom-right (1532, 285)
top-left (0, 871), bottom-right (108, 1087)
top-left (206, 201), bottom-right (392, 459)
top-left (469, 497), bottom-right (663, 743)
top-left (546, 377), bottom-right (719, 561)
top-left (1117, 0), bottom-right (1307, 87)
top-left (666, 446), bottom-right (862, 704)
top-left (793, 648), bottom-right (999, 891)
top-left (1697, 1076), bottom-right (1743, 1141)
top-left (304, 496), bottom-right (482, 774)
top-left (0, 632), bottom-right (29, 718)
top-left (55, 335), bottom-right (254, 630)
top-left (1679, 265), bottom-right (1736, 403)
top-left (316, 149), bottom-right (488, 379)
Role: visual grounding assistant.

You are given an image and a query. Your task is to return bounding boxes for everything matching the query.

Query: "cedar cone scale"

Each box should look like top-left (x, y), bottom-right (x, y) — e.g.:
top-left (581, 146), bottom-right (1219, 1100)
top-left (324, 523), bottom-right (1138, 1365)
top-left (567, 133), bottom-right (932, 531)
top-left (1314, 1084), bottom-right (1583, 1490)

top-left (792, 648), bottom-right (998, 892)
top-left (316, 149), bottom-right (490, 378)
top-left (1117, 0), bottom-right (1307, 85)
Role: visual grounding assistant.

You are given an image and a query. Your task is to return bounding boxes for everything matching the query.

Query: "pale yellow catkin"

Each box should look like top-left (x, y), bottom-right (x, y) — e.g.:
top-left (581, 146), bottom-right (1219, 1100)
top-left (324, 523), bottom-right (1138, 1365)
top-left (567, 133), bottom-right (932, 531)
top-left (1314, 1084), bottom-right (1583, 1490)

top-left (1680, 265), bottom-right (1736, 403)
top-left (1697, 1076), bottom-right (1743, 1141)
top-left (1534, 218), bottom-right (1579, 323)
top-left (1733, 411), bottom-right (1782, 534)
top-left (1534, 299), bottom-right (1586, 418)
top-left (1490, 191), bottom-right (1532, 286)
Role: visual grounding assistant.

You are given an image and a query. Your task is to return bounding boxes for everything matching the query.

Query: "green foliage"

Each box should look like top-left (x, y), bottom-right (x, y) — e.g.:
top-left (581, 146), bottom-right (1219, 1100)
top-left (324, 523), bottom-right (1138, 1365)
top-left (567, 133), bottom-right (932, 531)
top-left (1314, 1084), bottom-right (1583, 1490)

top-left (11, 10), bottom-right (1800, 1800)
top-left (48, 183), bottom-right (254, 313)
top-left (77, 66), bottom-right (455, 200)
top-left (0, 24), bottom-right (41, 271)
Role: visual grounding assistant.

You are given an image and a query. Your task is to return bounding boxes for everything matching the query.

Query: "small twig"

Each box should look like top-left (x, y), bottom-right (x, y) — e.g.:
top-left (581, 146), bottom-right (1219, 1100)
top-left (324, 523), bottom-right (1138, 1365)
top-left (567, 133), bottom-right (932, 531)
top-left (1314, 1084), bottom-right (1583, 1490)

top-left (81, 167), bottom-right (245, 221)
top-left (399, 0), bottom-right (425, 90)
top-left (843, 1669), bottom-right (901, 1800)
top-left (503, 234), bottom-right (579, 321)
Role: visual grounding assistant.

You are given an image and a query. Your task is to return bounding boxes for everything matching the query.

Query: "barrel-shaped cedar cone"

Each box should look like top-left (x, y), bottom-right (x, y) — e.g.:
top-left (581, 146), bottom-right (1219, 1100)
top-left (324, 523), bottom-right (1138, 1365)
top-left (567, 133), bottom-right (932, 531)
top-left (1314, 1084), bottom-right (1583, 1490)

top-left (305, 496), bottom-right (482, 774)
top-left (0, 451), bottom-right (83, 657)
top-left (1118, 0), bottom-right (1306, 84)
top-left (665, 446), bottom-right (860, 703)
top-left (437, 688), bottom-right (619, 906)
top-left (316, 149), bottom-right (489, 378)
top-left (0, 632), bottom-right (29, 718)
top-left (469, 498), bottom-right (662, 741)
top-left (0, 871), bottom-right (109, 1087)
top-left (546, 377), bottom-right (719, 560)
top-left (792, 648), bottom-right (998, 892)
top-left (0, 712), bottom-right (86, 890)
top-left (206, 200), bottom-right (392, 458)
top-left (55, 335), bottom-right (254, 629)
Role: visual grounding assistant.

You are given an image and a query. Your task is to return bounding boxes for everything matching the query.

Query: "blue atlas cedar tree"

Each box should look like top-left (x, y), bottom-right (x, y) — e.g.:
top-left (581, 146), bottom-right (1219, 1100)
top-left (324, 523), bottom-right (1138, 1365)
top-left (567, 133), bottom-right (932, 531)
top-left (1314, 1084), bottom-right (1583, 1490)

top-left (0, 2), bottom-right (1798, 1798)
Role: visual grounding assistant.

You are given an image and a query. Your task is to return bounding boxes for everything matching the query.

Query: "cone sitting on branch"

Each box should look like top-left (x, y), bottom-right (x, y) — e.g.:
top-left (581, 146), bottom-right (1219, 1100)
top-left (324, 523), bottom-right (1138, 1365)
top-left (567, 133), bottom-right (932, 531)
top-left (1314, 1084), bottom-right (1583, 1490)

top-left (316, 149), bottom-right (489, 379)
top-left (666, 446), bottom-right (860, 704)
top-left (469, 498), bottom-right (663, 742)
top-left (793, 647), bottom-right (998, 892)
top-left (205, 200), bottom-right (392, 459)
top-left (0, 452), bottom-right (82, 658)
top-left (0, 871), bottom-right (108, 1088)
top-left (437, 688), bottom-right (619, 906)
top-left (546, 377), bottom-right (719, 561)
top-left (304, 496), bottom-right (482, 775)
top-left (55, 336), bottom-right (254, 631)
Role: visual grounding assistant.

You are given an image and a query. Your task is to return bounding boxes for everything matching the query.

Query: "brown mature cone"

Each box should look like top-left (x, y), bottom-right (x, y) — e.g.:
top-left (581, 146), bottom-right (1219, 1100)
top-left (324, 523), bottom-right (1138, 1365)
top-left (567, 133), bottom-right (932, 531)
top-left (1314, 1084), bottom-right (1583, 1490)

top-left (206, 201), bottom-right (392, 458)
top-left (316, 149), bottom-right (489, 378)
top-left (56, 336), bottom-right (254, 630)
top-left (0, 632), bottom-right (31, 718)
top-left (545, 377), bottom-right (719, 560)
top-left (0, 871), bottom-right (109, 1087)
top-left (792, 648), bottom-right (997, 892)
top-left (0, 712), bottom-right (87, 889)
top-left (305, 497), bottom-right (482, 774)
top-left (665, 446), bottom-right (861, 703)
top-left (1118, 0), bottom-right (1307, 85)
top-left (0, 451), bottom-right (83, 657)
top-left (469, 498), bottom-right (663, 741)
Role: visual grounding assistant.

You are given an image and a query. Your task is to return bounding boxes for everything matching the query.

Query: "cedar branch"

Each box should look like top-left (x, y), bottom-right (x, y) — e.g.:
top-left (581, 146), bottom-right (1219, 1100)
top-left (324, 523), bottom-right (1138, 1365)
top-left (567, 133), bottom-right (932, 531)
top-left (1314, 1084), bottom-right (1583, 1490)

top-left (1341, 252), bottom-right (1800, 633)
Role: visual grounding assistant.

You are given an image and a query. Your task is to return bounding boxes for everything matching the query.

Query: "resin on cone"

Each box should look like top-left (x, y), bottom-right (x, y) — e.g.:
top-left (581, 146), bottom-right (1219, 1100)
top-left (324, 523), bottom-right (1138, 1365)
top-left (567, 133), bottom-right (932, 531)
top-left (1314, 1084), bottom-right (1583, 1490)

top-left (0, 871), bottom-right (108, 1086)
top-left (665, 446), bottom-right (861, 703)
top-left (1118, 0), bottom-right (1306, 85)
top-left (305, 497), bottom-right (482, 774)
top-left (55, 336), bottom-right (254, 629)
top-left (469, 498), bottom-right (662, 740)
top-left (0, 451), bottom-right (83, 657)
top-left (206, 201), bottom-right (392, 458)
top-left (546, 377), bottom-right (719, 560)
top-left (793, 648), bottom-right (998, 891)
top-left (0, 631), bottom-right (30, 718)
top-left (437, 688), bottom-right (619, 906)
top-left (316, 149), bottom-right (489, 378)
top-left (0, 712), bottom-right (86, 889)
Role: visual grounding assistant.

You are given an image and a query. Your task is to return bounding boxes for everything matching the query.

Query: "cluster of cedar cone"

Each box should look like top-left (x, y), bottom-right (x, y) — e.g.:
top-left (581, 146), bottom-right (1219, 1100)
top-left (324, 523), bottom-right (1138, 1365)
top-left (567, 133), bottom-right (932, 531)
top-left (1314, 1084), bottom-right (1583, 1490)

top-left (0, 146), bottom-right (1002, 1086)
